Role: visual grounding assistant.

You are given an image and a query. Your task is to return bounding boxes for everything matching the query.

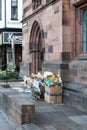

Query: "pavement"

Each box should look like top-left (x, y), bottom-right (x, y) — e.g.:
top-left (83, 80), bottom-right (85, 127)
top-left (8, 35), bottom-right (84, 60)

top-left (0, 82), bottom-right (87, 130)
top-left (0, 110), bottom-right (14, 130)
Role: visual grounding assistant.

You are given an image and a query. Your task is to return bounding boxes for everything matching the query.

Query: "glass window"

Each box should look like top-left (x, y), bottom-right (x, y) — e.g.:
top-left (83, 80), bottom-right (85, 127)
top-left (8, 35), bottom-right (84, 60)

top-left (46, 0), bottom-right (51, 3)
top-left (12, 0), bottom-right (17, 6)
top-left (0, 0), bottom-right (2, 20)
top-left (32, 0), bottom-right (42, 10)
top-left (11, 0), bottom-right (18, 20)
top-left (82, 9), bottom-right (87, 52)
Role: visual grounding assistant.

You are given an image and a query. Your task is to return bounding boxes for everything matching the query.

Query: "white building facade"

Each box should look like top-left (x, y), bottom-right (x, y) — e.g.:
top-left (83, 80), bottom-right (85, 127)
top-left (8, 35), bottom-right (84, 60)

top-left (0, 0), bottom-right (22, 71)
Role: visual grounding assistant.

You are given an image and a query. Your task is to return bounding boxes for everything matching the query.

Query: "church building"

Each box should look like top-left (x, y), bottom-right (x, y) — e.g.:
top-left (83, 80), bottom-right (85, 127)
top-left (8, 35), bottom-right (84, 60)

top-left (21, 0), bottom-right (87, 113)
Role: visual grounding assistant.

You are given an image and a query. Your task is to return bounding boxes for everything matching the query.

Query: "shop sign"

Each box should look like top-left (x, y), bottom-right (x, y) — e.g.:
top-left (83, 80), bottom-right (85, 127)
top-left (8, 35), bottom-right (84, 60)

top-left (3, 32), bottom-right (22, 44)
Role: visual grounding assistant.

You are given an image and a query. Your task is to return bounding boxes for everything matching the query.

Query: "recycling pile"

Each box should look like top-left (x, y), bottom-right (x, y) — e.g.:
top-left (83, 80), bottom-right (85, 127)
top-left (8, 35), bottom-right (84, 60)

top-left (23, 72), bottom-right (44, 99)
top-left (23, 71), bottom-right (63, 101)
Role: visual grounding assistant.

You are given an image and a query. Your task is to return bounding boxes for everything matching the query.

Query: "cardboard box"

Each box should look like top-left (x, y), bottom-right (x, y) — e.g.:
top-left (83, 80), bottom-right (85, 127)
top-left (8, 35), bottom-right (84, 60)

top-left (45, 86), bottom-right (62, 95)
top-left (44, 94), bottom-right (62, 104)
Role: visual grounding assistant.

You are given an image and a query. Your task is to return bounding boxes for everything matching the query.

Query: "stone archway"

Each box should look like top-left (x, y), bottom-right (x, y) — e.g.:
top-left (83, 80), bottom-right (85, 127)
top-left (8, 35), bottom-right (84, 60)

top-left (30, 21), bottom-right (44, 74)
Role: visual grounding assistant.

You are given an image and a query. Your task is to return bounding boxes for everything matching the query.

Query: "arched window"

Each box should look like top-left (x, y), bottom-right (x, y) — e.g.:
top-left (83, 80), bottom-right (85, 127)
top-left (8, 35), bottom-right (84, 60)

top-left (32, 0), bottom-right (42, 10)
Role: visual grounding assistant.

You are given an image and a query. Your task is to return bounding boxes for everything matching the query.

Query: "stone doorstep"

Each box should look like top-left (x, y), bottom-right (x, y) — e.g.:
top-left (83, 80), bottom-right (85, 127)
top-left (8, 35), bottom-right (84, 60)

top-left (0, 88), bottom-right (35, 129)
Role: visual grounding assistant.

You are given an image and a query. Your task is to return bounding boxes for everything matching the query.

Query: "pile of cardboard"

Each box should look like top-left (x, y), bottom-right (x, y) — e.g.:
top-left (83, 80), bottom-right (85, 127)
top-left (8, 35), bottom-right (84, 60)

top-left (23, 71), bottom-right (63, 101)
top-left (44, 72), bottom-right (63, 103)
top-left (23, 72), bottom-right (45, 99)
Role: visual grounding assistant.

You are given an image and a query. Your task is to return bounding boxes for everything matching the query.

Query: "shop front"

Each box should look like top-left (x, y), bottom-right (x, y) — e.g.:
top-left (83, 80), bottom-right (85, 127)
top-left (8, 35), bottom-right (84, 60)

top-left (1, 32), bottom-right (22, 72)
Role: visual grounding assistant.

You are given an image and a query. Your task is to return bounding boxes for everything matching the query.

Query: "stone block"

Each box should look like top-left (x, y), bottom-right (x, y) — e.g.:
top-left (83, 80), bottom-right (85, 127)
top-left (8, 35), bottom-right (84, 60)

top-left (0, 87), bottom-right (35, 129)
top-left (63, 82), bottom-right (87, 114)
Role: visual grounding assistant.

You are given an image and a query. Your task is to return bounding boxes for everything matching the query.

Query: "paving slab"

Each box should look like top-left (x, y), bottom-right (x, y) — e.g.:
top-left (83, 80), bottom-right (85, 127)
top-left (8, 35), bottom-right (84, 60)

top-left (68, 115), bottom-right (87, 124)
top-left (0, 111), bottom-right (14, 130)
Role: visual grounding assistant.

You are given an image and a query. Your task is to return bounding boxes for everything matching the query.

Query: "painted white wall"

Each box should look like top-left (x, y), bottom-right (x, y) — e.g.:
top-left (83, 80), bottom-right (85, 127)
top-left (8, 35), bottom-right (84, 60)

top-left (0, 0), bottom-right (22, 29)
top-left (0, 0), bottom-right (5, 28)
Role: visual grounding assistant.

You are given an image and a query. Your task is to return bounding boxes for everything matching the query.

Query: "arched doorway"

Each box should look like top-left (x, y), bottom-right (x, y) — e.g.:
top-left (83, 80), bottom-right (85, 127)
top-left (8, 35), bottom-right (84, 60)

top-left (30, 21), bottom-right (44, 74)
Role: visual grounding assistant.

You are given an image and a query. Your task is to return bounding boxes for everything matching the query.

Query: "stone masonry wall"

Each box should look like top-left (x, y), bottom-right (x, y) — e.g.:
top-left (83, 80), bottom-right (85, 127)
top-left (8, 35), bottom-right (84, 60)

top-left (22, 0), bottom-right (63, 62)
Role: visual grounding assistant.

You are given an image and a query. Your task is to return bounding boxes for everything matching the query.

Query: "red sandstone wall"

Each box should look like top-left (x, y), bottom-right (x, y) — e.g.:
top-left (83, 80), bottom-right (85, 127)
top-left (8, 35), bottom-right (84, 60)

top-left (68, 0), bottom-right (87, 84)
top-left (63, 0), bottom-right (71, 51)
top-left (71, 0), bottom-right (86, 5)
top-left (22, 0), bottom-right (63, 62)
top-left (22, 0), bottom-right (87, 84)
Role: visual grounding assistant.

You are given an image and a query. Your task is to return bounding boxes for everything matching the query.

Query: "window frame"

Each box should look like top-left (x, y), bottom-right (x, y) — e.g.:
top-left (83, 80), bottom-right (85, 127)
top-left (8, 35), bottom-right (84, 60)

top-left (11, 0), bottom-right (18, 20)
top-left (82, 8), bottom-right (87, 52)
top-left (32, 0), bottom-right (42, 10)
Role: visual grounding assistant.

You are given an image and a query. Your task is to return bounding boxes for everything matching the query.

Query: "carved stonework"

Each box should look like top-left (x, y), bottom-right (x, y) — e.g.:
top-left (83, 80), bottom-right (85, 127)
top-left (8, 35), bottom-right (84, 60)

top-left (71, 0), bottom-right (87, 5)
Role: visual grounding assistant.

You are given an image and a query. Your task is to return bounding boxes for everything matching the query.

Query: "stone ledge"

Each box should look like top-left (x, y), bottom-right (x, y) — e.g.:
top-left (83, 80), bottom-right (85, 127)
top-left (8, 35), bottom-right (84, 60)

top-left (0, 86), bottom-right (35, 130)
top-left (64, 83), bottom-right (87, 95)
top-left (63, 82), bottom-right (87, 114)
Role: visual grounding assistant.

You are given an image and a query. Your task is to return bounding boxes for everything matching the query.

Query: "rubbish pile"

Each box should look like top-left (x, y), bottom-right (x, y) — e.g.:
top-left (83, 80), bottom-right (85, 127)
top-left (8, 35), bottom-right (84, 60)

top-left (43, 72), bottom-right (63, 103)
top-left (22, 71), bottom-right (63, 100)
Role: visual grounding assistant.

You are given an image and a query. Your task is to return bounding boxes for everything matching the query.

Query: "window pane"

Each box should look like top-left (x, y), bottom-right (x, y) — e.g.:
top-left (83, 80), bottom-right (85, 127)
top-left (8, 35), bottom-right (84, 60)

top-left (11, 7), bottom-right (18, 19)
top-left (82, 9), bottom-right (87, 52)
top-left (83, 31), bottom-right (87, 42)
top-left (46, 0), bottom-right (51, 3)
top-left (32, 0), bottom-right (42, 10)
top-left (83, 21), bottom-right (87, 31)
top-left (82, 42), bottom-right (87, 52)
top-left (83, 9), bottom-right (87, 20)
top-left (12, 0), bottom-right (17, 6)
top-left (11, 0), bottom-right (18, 20)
